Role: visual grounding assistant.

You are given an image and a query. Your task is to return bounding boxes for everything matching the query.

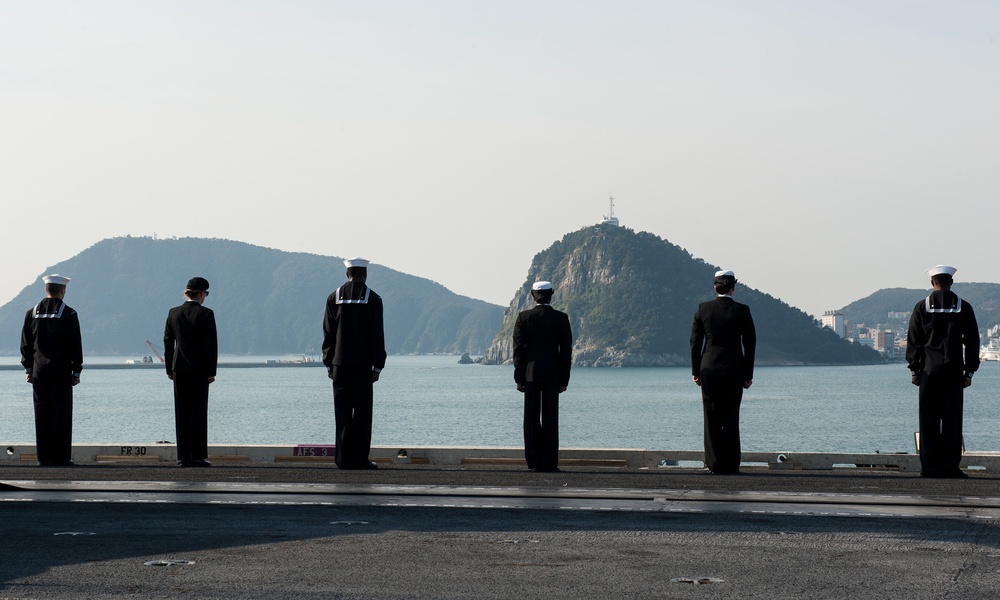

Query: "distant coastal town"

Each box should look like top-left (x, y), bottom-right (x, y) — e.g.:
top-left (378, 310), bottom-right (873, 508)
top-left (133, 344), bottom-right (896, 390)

top-left (821, 310), bottom-right (1000, 362)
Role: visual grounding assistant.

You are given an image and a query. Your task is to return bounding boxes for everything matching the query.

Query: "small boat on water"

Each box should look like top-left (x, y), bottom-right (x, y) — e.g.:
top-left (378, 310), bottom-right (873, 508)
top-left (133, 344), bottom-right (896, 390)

top-left (125, 356), bottom-right (156, 365)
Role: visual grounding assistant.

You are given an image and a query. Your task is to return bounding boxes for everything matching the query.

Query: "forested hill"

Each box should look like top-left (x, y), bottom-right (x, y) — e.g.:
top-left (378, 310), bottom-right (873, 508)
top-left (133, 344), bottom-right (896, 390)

top-left (0, 237), bottom-right (503, 356)
top-left (840, 284), bottom-right (1000, 329)
top-left (483, 225), bottom-right (883, 367)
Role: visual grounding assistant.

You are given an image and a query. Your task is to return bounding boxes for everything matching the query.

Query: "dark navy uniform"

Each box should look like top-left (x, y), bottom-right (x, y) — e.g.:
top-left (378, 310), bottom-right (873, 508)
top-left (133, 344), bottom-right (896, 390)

top-left (322, 279), bottom-right (386, 469)
top-left (906, 288), bottom-right (979, 477)
top-left (690, 291), bottom-right (756, 474)
top-left (513, 297), bottom-right (572, 472)
top-left (21, 296), bottom-right (83, 466)
top-left (164, 284), bottom-right (218, 466)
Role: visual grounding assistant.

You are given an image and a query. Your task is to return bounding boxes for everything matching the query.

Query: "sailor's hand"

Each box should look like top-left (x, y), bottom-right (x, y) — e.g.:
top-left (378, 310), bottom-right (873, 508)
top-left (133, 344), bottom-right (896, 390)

top-left (743, 379), bottom-right (752, 389)
top-left (25, 374), bottom-right (32, 384)
top-left (207, 376), bottom-right (216, 384)
top-left (911, 373), bottom-right (920, 386)
top-left (963, 376), bottom-right (972, 388)
top-left (371, 371), bottom-right (380, 383)
top-left (517, 383), bottom-right (525, 392)
top-left (692, 376), bottom-right (701, 386)
top-left (71, 376), bottom-right (80, 387)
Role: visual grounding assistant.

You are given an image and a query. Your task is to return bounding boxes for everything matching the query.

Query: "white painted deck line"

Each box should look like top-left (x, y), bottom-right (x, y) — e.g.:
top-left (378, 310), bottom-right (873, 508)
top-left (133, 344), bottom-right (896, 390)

top-left (3, 443), bottom-right (1000, 471)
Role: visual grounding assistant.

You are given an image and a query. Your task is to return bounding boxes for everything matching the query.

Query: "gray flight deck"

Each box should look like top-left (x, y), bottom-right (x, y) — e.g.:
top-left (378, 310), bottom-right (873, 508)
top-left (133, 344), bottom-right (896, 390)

top-left (3, 461), bottom-right (1000, 599)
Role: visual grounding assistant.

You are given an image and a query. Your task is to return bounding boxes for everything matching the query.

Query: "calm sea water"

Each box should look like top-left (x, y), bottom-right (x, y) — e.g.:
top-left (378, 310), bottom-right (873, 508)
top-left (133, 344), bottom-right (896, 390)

top-left (1, 356), bottom-right (998, 453)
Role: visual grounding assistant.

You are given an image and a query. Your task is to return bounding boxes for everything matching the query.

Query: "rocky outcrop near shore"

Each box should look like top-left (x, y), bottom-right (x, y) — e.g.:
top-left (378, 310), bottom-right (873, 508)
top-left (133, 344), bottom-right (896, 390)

top-left (481, 225), bottom-right (883, 367)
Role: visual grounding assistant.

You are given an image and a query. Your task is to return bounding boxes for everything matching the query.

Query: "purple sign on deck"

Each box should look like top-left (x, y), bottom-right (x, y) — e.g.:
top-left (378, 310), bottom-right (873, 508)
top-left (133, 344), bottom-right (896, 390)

top-left (293, 445), bottom-right (336, 457)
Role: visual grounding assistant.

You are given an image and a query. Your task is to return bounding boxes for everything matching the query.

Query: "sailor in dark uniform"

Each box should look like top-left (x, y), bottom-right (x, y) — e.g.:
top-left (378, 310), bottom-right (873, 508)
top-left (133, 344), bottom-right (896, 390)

top-left (906, 265), bottom-right (980, 479)
top-left (690, 270), bottom-right (756, 475)
top-left (164, 277), bottom-right (218, 467)
top-left (513, 281), bottom-right (573, 472)
top-left (322, 257), bottom-right (387, 470)
top-left (20, 274), bottom-right (83, 466)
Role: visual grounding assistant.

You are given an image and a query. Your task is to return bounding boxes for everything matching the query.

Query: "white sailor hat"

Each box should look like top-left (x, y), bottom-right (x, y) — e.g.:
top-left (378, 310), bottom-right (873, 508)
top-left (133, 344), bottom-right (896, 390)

top-left (532, 281), bottom-right (553, 291)
top-left (926, 265), bottom-right (957, 277)
top-left (343, 257), bottom-right (370, 269)
top-left (714, 270), bottom-right (736, 279)
top-left (42, 274), bottom-right (70, 285)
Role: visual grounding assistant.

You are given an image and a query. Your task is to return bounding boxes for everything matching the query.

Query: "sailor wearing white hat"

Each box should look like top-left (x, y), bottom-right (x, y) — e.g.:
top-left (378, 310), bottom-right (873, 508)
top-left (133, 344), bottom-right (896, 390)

top-left (322, 257), bottom-right (386, 469)
top-left (42, 274), bottom-right (71, 286)
top-left (925, 265), bottom-right (957, 277)
top-left (343, 257), bottom-right (370, 269)
top-left (20, 274), bottom-right (83, 466)
top-left (906, 265), bottom-right (980, 478)
top-left (513, 280), bottom-right (573, 472)
top-left (690, 269), bottom-right (756, 474)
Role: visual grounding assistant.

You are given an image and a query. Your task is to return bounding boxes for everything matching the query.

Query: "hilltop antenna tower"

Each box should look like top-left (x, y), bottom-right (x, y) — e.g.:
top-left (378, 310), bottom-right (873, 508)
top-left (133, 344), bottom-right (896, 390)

top-left (601, 194), bottom-right (620, 227)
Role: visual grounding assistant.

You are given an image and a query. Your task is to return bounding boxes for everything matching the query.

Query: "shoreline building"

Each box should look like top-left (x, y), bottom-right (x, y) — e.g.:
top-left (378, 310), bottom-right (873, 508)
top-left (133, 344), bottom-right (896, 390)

top-left (821, 310), bottom-right (845, 338)
top-left (874, 329), bottom-right (895, 357)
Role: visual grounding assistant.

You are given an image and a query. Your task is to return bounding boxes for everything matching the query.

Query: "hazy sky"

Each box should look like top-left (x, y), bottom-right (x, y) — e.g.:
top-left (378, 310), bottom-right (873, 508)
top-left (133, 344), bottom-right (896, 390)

top-left (2, 1), bottom-right (998, 318)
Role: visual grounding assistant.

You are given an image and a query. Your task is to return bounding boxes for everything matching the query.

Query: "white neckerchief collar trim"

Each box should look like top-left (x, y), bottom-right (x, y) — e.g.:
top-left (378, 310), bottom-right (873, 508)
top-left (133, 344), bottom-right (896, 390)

top-left (33, 299), bottom-right (66, 319)
top-left (925, 293), bottom-right (962, 313)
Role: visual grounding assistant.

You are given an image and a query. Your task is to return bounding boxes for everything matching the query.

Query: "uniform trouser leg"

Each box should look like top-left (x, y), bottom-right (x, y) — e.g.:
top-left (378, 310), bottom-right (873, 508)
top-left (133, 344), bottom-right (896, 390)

top-left (332, 366), bottom-right (374, 468)
top-left (918, 371), bottom-right (964, 475)
top-left (701, 375), bottom-right (743, 473)
top-left (523, 382), bottom-right (559, 470)
top-left (174, 373), bottom-right (210, 462)
top-left (32, 377), bottom-right (73, 464)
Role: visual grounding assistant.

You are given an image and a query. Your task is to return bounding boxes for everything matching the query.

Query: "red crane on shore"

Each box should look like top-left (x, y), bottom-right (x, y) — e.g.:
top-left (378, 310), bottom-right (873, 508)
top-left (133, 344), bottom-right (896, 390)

top-left (145, 340), bottom-right (166, 364)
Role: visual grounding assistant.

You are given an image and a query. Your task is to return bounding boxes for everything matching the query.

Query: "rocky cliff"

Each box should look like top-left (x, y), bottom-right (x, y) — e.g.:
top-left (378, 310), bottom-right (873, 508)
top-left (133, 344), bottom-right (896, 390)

top-left (483, 225), bottom-right (883, 367)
